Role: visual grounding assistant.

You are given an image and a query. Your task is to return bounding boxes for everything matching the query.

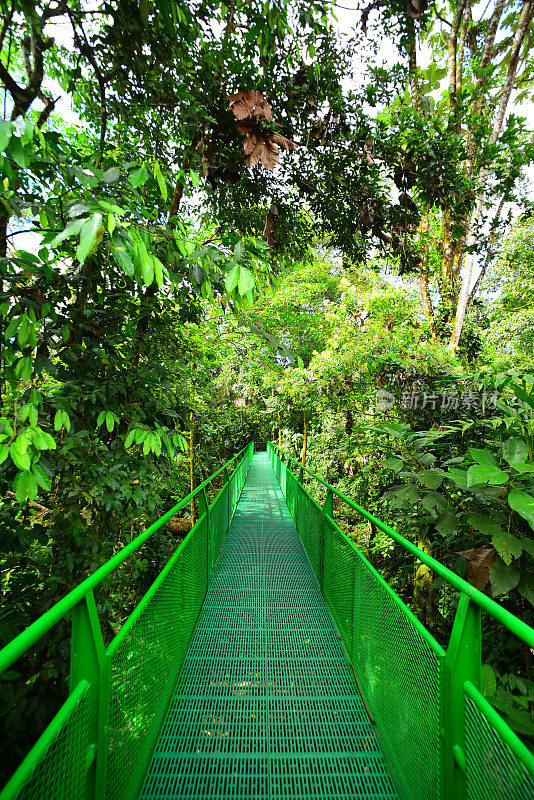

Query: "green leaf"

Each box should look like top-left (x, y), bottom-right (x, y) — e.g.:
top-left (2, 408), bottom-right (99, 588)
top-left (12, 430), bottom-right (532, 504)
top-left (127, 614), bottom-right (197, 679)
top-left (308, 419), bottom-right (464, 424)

top-left (492, 530), bottom-right (523, 565)
top-left (105, 411), bottom-right (115, 433)
top-left (51, 217), bottom-right (86, 246)
top-left (133, 239), bottom-right (154, 285)
top-left (153, 256), bottom-right (164, 287)
top-left (9, 136), bottom-right (28, 168)
top-left (32, 428), bottom-right (56, 450)
top-left (76, 213), bottom-right (103, 263)
top-left (153, 162), bottom-right (167, 201)
top-left (32, 463), bottom-right (51, 491)
top-left (54, 410), bottom-right (63, 431)
top-left (13, 470), bottom-right (37, 503)
top-left (421, 491), bottom-right (447, 516)
top-left (513, 462), bottom-right (534, 474)
top-left (125, 429), bottom-right (136, 448)
top-left (466, 465), bottom-right (509, 487)
top-left (225, 264), bottom-right (240, 293)
top-left (237, 266), bottom-right (254, 296)
top-left (490, 557), bottom-right (520, 597)
top-left (190, 168), bottom-right (200, 187)
top-left (383, 458), bottom-right (403, 473)
top-left (435, 512), bottom-right (458, 536)
top-left (481, 664), bottom-right (496, 697)
top-left (10, 444), bottom-right (31, 471)
top-left (467, 514), bottom-right (502, 536)
top-left (5, 316), bottom-right (21, 339)
top-left (112, 240), bottom-right (135, 276)
top-left (234, 241), bottom-right (246, 262)
top-left (447, 468), bottom-right (468, 488)
top-left (14, 356), bottom-right (32, 382)
top-left (418, 469), bottom-right (443, 490)
top-left (469, 448), bottom-right (499, 467)
top-left (518, 572), bottom-right (534, 607)
top-left (0, 120), bottom-right (12, 151)
top-left (511, 381), bottom-right (534, 410)
top-left (21, 118), bottom-right (33, 145)
top-left (503, 437), bottom-right (528, 466)
top-left (502, 708), bottom-right (534, 736)
top-left (103, 166), bottom-right (120, 183)
top-left (508, 489), bottom-right (534, 530)
top-left (128, 165), bottom-right (149, 187)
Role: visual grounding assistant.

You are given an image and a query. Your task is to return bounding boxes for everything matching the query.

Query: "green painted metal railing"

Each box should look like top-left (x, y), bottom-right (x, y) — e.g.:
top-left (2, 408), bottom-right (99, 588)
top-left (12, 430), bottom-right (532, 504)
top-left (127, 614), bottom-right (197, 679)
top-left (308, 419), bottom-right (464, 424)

top-left (0, 442), bottom-right (254, 800)
top-left (267, 443), bottom-right (534, 800)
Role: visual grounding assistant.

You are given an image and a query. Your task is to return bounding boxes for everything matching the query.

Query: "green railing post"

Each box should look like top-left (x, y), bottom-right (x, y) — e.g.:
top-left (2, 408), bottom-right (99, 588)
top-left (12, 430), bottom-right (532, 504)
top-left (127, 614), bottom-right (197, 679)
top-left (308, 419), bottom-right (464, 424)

top-left (223, 466), bottom-right (230, 528)
top-left (320, 489), bottom-right (333, 589)
top-left (440, 593), bottom-right (481, 800)
top-left (69, 590), bottom-right (109, 800)
top-left (198, 486), bottom-right (210, 584)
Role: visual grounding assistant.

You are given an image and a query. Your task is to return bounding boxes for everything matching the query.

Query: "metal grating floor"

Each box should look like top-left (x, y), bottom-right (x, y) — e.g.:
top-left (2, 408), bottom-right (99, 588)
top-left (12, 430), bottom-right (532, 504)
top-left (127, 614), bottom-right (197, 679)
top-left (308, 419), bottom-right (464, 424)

top-left (140, 453), bottom-right (398, 799)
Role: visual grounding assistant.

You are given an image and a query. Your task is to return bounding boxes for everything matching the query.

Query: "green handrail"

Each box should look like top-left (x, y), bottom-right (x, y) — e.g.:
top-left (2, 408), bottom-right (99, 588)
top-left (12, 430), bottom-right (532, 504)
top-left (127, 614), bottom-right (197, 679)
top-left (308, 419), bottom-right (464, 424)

top-left (0, 442), bottom-right (254, 800)
top-left (0, 442), bottom-right (252, 676)
top-left (268, 442), bottom-right (534, 648)
top-left (267, 442), bottom-right (534, 800)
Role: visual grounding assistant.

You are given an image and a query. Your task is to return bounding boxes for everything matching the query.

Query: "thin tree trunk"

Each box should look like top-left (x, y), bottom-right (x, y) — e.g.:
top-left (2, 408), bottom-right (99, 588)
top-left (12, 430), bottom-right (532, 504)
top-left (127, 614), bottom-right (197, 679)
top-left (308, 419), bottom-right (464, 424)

top-left (447, 0), bottom-right (467, 114)
top-left (455, 4), bottom-right (471, 95)
top-left (420, 268), bottom-right (437, 339)
top-left (449, 0), bottom-right (534, 351)
top-left (414, 537), bottom-right (435, 629)
top-left (465, 197), bottom-right (505, 313)
top-left (407, 19), bottom-right (422, 116)
top-left (301, 410), bottom-right (307, 468)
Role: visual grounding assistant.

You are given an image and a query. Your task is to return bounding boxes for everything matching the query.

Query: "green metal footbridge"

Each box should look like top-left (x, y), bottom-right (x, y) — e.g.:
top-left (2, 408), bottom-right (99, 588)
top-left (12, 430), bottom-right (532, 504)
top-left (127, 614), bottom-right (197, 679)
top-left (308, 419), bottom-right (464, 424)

top-left (1, 444), bottom-right (533, 800)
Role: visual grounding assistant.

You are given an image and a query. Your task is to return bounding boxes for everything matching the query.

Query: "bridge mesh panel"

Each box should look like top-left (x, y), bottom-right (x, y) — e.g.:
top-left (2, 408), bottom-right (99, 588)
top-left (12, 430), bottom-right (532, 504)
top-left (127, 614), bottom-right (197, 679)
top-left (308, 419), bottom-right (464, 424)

top-left (209, 486), bottom-right (228, 573)
top-left (105, 519), bottom-right (208, 800)
top-left (139, 453), bottom-right (398, 799)
top-left (278, 456), bottom-right (441, 800)
top-left (323, 520), bottom-right (355, 651)
top-left (14, 681), bottom-right (89, 800)
top-left (352, 556), bottom-right (441, 800)
top-left (465, 692), bottom-right (534, 800)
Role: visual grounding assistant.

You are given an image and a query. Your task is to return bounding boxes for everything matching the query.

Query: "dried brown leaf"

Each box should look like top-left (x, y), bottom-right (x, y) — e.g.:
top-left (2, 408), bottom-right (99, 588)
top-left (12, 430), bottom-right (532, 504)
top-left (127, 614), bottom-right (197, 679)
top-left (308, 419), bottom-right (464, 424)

top-left (228, 89), bottom-right (246, 103)
top-left (457, 545), bottom-right (496, 592)
top-left (272, 133), bottom-right (297, 151)
top-left (260, 139), bottom-right (279, 170)
top-left (243, 131), bottom-right (260, 157)
top-left (244, 142), bottom-right (263, 169)
top-left (229, 89), bottom-right (272, 121)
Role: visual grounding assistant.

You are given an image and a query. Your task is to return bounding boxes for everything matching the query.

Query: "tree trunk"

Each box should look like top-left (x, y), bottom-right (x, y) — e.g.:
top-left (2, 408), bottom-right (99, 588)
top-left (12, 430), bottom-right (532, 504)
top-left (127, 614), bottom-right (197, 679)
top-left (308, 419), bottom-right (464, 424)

top-left (414, 537), bottom-right (435, 629)
top-left (301, 410), bottom-right (307, 468)
top-left (420, 269), bottom-right (437, 339)
top-left (449, 0), bottom-right (534, 351)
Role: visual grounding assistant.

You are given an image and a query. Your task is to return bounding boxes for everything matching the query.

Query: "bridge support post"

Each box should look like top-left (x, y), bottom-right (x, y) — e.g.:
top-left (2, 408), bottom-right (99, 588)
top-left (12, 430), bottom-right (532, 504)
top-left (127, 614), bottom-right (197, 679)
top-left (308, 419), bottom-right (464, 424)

top-left (198, 486), bottom-right (210, 584)
top-left (440, 593), bottom-right (481, 800)
top-left (320, 489), bottom-right (333, 590)
top-left (223, 467), bottom-right (230, 529)
top-left (70, 590), bottom-right (110, 800)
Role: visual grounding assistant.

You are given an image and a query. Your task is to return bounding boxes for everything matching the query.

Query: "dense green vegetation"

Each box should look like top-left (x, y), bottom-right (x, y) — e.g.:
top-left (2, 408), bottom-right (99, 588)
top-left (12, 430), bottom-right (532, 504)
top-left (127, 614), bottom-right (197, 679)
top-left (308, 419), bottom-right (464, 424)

top-left (1, 0), bottom-right (534, 779)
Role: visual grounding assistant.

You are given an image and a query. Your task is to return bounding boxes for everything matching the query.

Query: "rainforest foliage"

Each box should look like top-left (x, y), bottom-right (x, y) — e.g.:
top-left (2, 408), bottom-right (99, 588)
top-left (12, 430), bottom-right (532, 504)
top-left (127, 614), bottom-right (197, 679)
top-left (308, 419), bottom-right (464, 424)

top-left (1, 0), bottom-right (534, 774)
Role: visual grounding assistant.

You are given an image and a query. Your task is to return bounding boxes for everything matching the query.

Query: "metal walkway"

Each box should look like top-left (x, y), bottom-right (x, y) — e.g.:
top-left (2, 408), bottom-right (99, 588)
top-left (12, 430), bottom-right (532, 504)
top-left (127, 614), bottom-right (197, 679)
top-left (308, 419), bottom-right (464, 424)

top-left (140, 453), bottom-right (398, 799)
